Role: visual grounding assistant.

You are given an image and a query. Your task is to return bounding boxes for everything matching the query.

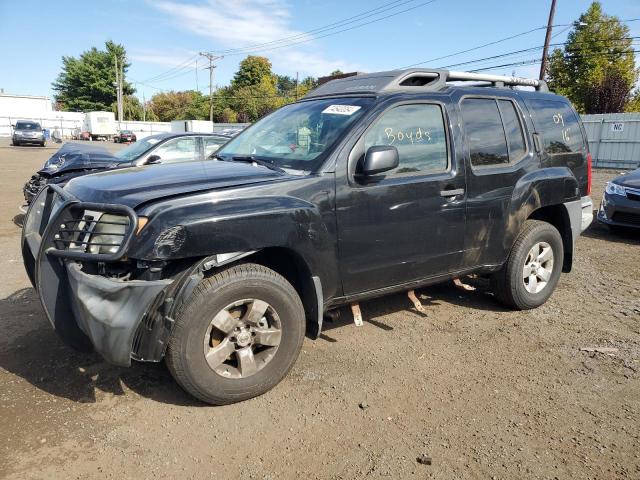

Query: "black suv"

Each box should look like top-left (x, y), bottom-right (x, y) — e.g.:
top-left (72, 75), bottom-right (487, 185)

top-left (22, 69), bottom-right (593, 405)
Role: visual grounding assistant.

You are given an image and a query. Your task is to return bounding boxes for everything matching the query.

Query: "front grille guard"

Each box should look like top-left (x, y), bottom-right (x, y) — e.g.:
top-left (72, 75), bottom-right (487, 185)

top-left (41, 184), bottom-right (138, 262)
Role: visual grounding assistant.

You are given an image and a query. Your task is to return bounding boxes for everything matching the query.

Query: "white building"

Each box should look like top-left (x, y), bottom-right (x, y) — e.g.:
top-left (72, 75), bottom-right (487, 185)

top-left (0, 92), bottom-right (53, 117)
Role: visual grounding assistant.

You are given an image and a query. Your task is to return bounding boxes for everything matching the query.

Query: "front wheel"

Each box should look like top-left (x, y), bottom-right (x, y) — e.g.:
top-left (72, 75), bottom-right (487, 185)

top-left (166, 263), bottom-right (305, 405)
top-left (491, 220), bottom-right (564, 310)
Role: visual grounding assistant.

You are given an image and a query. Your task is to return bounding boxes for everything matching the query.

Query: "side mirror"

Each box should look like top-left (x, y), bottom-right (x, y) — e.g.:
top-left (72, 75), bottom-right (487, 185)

top-left (146, 154), bottom-right (161, 165)
top-left (360, 146), bottom-right (399, 176)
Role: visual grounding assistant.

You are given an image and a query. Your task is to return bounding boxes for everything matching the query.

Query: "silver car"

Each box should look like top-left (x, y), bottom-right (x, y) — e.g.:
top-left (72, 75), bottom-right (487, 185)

top-left (13, 120), bottom-right (45, 147)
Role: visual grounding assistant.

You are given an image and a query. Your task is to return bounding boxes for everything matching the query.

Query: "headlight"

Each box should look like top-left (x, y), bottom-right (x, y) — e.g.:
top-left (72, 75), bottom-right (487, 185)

top-left (605, 182), bottom-right (626, 197)
top-left (45, 156), bottom-right (65, 171)
top-left (87, 214), bottom-right (130, 255)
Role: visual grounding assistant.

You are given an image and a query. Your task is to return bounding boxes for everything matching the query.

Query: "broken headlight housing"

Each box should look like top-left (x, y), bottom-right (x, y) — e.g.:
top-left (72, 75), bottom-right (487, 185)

top-left (87, 213), bottom-right (131, 255)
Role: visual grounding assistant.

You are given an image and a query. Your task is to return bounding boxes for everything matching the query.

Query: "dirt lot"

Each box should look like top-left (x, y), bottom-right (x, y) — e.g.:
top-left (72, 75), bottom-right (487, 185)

top-left (0, 137), bottom-right (638, 479)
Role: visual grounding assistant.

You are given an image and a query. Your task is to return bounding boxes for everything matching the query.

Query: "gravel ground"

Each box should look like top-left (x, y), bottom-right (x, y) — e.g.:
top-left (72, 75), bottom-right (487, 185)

top-left (0, 138), bottom-right (638, 479)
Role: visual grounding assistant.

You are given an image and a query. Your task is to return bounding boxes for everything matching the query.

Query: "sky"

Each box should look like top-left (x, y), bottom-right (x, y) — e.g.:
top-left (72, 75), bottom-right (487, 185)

top-left (0, 0), bottom-right (639, 103)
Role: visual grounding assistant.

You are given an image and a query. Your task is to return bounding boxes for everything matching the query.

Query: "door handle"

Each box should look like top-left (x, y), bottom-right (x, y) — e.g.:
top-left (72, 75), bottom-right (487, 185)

top-left (440, 188), bottom-right (465, 197)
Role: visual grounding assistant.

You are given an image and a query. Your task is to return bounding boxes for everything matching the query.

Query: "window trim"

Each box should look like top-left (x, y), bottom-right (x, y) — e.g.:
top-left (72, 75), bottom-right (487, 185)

top-left (459, 95), bottom-right (531, 172)
top-left (349, 100), bottom-right (452, 182)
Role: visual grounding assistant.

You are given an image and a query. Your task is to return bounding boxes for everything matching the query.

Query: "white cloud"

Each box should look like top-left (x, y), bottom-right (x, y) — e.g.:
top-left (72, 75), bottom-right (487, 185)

top-left (149, 0), bottom-right (362, 77)
top-left (129, 49), bottom-right (197, 68)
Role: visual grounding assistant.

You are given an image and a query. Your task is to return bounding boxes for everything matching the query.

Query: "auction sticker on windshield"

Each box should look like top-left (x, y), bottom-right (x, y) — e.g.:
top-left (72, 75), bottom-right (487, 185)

top-left (322, 105), bottom-right (362, 115)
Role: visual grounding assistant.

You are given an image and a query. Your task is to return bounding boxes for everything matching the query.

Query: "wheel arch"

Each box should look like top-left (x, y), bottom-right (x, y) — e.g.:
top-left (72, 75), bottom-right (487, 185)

top-left (244, 247), bottom-right (323, 337)
top-left (528, 204), bottom-right (574, 272)
top-left (507, 167), bottom-right (581, 272)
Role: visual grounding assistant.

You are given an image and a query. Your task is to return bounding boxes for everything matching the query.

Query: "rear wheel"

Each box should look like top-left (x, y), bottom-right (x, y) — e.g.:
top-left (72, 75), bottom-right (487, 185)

top-left (12, 140), bottom-right (20, 146)
top-left (491, 220), bottom-right (564, 310)
top-left (166, 263), bottom-right (305, 405)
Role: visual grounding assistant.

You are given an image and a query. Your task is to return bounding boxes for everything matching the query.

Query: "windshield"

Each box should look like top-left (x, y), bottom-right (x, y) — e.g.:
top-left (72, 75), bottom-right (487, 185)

top-left (217, 97), bottom-right (374, 171)
top-left (120, 130), bottom-right (132, 134)
top-left (114, 134), bottom-right (165, 161)
top-left (16, 122), bottom-right (41, 131)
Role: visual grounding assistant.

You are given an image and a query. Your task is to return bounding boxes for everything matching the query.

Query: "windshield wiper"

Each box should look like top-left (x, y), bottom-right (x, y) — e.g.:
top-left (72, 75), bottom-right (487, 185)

top-left (231, 155), bottom-right (286, 174)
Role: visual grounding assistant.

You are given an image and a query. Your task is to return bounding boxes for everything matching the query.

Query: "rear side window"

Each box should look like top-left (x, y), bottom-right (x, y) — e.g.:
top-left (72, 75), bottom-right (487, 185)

top-left (461, 98), bottom-right (528, 168)
top-left (498, 100), bottom-right (526, 161)
top-left (527, 99), bottom-right (583, 154)
top-left (363, 103), bottom-right (448, 175)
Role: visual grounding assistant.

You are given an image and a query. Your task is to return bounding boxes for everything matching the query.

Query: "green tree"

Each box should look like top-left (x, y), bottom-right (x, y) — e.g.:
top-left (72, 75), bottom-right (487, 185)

top-left (230, 76), bottom-right (281, 122)
top-left (112, 95), bottom-right (144, 121)
top-left (147, 90), bottom-right (204, 121)
top-left (231, 56), bottom-right (273, 89)
top-left (547, 2), bottom-right (638, 113)
top-left (276, 75), bottom-right (296, 96)
top-left (52, 41), bottom-right (134, 112)
top-left (625, 90), bottom-right (640, 112)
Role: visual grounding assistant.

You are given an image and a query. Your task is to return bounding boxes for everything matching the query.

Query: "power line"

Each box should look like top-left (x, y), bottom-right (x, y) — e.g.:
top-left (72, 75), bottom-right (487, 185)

top-left (218, 0), bottom-right (438, 57)
top-left (439, 36), bottom-right (640, 70)
top-left (402, 17), bottom-right (640, 69)
top-left (213, 0), bottom-right (428, 55)
top-left (469, 48), bottom-right (640, 73)
top-left (140, 54), bottom-right (199, 84)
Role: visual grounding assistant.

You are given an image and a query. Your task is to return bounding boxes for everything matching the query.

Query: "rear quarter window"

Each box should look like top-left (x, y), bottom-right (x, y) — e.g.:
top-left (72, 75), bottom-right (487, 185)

top-left (527, 99), bottom-right (584, 154)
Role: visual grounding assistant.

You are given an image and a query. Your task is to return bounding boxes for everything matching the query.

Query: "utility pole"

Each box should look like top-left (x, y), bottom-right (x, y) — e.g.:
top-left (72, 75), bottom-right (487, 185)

top-left (539, 0), bottom-right (557, 80)
top-left (119, 59), bottom-right (124, 122)
top-left (142, 91), bottom-right (146, 122)
top-left (295, 71), bottom-right (299, 100)
top-left (199, 52), bottom-right (223, 122)
top-left (114, 55), bottom-right (120, 122)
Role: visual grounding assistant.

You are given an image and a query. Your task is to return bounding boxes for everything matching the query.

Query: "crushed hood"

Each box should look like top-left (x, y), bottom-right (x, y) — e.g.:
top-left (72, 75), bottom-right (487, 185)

top-left (64, 160), bottom-right (286, 208)
top-left (39, 143), bottom-right (122, 175)
top-left (615, 167), bottom-right (640, 189)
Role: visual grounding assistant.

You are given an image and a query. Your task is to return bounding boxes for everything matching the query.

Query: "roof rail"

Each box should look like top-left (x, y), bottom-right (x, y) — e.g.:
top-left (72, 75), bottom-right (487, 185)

top-left (304, 68), bottom-right (549, 99)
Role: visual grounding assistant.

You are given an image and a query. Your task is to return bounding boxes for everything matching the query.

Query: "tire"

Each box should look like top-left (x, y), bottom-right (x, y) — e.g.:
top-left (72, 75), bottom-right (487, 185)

top-left (40, 141), bottom-right (45, 147)
top-left (490, 220), bottom-right (564, 310)
top-left (166, 263), bottom-right (305, 405)
top-left (13, 140), bottom-right (19, 146)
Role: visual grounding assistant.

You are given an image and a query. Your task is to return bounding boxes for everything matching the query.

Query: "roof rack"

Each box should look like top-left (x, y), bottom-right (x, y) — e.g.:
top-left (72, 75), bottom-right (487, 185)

top-left (304, 68), bottom-right (549, 99)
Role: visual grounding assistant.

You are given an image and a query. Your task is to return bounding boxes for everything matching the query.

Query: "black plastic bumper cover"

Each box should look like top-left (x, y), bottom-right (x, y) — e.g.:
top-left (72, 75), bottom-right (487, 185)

top-left (23, 185), bottom-right (174, 366)
top-left (65, 263), bottom-right (172, 366)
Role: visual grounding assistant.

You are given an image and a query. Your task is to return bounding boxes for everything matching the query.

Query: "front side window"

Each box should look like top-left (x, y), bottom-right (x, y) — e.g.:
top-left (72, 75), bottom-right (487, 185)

top-left (527, 99), bottom-right (583, 154)
top-left (363, 103), bottom-right (448, 175)
top-left (152, 137), bottom-right (198, 164)
top-left (217, 97), bottom-right (374, 171)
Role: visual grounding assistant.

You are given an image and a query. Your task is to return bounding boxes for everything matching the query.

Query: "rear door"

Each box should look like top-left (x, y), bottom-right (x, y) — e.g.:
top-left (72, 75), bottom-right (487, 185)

top-left (148, 136), bottom-right (200, 164)
top-left (336, 100), bottom-right (466, 295)
top-left (457, 95), bottom-right (535, 268)
top-left (523, 98), bottom-right (589, 196)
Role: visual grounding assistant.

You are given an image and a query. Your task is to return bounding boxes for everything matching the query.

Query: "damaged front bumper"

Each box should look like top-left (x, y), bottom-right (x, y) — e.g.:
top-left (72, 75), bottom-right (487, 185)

top-left (22, 185), bottom-right (173, 366)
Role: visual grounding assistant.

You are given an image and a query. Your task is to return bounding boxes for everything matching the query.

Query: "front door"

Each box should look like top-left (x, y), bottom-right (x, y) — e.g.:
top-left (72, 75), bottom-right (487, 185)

top-left (336, 101), bottom-right (466, 295)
